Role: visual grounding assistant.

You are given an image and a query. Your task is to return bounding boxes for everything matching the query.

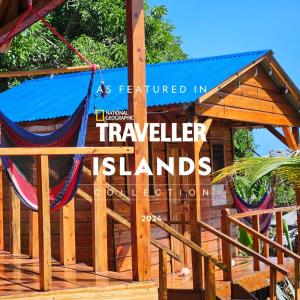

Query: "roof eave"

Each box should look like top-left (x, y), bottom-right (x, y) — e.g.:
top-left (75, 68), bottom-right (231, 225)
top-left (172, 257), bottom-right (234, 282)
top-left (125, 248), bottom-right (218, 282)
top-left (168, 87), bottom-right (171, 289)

top-left (197, 51), bottom-right (272, 104)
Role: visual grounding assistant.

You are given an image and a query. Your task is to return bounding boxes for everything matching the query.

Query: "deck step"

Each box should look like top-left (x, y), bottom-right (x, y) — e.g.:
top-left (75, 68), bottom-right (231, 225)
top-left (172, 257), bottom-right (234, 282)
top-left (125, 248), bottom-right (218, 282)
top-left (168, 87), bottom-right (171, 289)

top-left (231, 283), bottom-right (259, 300)
top-left (167, 288), bottom-right (227, 300)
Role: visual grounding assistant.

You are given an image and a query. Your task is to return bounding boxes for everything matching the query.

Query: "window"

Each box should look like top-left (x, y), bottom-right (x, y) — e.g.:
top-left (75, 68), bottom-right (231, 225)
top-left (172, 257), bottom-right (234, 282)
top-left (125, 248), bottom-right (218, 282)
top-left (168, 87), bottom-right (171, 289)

top-left (211, 143), bottom-right (225, 172)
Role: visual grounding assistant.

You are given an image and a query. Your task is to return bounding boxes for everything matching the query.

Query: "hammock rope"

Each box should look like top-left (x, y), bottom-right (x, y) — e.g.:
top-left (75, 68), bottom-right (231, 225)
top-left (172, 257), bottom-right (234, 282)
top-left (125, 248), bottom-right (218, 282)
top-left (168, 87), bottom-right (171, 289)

top-left (0, 71), bottom-right (95, 212)
top-left (228, 178), bottom-right (276, 234)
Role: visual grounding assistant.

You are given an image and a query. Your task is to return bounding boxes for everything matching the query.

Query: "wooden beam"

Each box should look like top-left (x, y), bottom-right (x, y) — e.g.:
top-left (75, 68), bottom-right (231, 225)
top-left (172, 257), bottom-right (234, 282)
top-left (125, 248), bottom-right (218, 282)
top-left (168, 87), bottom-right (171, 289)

top-left (10, 187), bottom-right (20, 254)
top-left (60, 199), bottom-right (76, 265)
top-left (92, 158), bottom-right (108, 272)
top-left (198, 54), bottom-right (269, 103)
top-left (282, 127), bottom-right (298, 149)
top-left (0, 147), bottom-right (134, 156)
top-left (0, 65), bottom-right (99, 79)
top-left (269, 267), bottom-right (277, 300)
top-left (106, 183), bottom-right (130, 205)
top-left (204, 257), bottom-right (216, 300)
top-left (158, 249), bottom-right (168, 300)
top-left (77, 187), bottom-right (92, 202)
top-left (199, 221), bottom-right (287, 274)
top-left (228, 216), bottom-right (300, 261)
top-left (0, 165), bottom-right (4, 250)
top-left (293, 127), bottom-right (300, 148)
top-left (152, 218), bottom-right (227, 270)
top-left (276, 211), bottom-right (284, 264)
top-left (196, 103), bottom-right (300, 127)
top-left (29, 211), bottom-right (39, 258)
top-left (295, 261), bottom-right (300, 300)
top-left (106, 207), bottom-right (183, 262)
top-left (252, 215), bottom-right (260, 271)
top-left (37, 155), bottom-right (52, 291)
top-left (190, 117), bottom-right (213, 290)
top-left (265, 126), bottom-right (288, 147)
top-left (263, 231), bottom-right (270, 258)
top-left (293, 128), bottom-right (300, 257)
top-left (126, 0), bottom-right (151, 281)
top-left (0, 0), bottom-right (65, 44)
top-left (166, 145), bottom-right (183, 272)
top-left (221, 209), bottom-right (232, 281)
top-left (268, 57), bottom-right (300, 104)
top-left (296, 190), bottom-right (300, 256)
top-left (231, 205), bottom-right (298, 219)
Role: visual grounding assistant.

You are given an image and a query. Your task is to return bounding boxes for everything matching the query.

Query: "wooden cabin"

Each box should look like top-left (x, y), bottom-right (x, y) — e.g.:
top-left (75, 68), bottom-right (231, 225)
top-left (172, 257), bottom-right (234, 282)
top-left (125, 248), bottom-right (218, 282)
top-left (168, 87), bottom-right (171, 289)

top-left (1, 2), bottom-right (300, 300)
top-left (1, 48), bottom-right (300, 299)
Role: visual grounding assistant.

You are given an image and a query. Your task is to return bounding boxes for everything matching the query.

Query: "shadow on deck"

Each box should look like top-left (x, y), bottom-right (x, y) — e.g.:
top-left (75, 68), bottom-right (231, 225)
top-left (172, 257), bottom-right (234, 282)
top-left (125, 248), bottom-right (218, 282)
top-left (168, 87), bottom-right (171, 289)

top-left (0, 251), bottom-right (157, 300)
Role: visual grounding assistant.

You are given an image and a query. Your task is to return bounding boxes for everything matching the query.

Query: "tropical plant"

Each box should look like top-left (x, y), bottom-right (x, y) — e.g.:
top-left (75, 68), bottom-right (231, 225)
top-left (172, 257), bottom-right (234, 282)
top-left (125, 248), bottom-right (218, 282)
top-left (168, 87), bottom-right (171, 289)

top-left (213, 150), bottom-right (300, 189)
top-left (232, 129), bottom-right (270, 203)
top-left (0, 0), bottom-right (187, 91)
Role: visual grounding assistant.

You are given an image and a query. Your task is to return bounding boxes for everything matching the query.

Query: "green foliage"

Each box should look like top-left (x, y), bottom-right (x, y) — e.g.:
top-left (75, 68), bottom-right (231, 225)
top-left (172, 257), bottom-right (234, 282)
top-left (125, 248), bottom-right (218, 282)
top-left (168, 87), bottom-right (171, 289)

top-left (238, 227), bottom-right (253, 249)
top-left (283, 219), bottom-right (293, 251)
top-left (0, 0), bottom-right (187, 90)
top-left (233, 129), bottom-right (256, 159)
top-left (214, 154), bottom-right (297, 205)
top-left (229, 129), bottom-right (296, 206)
top-left (232, 129), bottom-right (268, 203)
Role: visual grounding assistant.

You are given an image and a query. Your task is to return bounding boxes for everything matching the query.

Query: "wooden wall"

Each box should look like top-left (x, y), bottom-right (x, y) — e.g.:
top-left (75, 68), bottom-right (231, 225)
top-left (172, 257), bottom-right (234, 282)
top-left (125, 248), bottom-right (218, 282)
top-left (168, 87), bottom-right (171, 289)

top-left (197, 65), bottom-right (300, 127)
top-left (1, 108), bottom-right (234, 277)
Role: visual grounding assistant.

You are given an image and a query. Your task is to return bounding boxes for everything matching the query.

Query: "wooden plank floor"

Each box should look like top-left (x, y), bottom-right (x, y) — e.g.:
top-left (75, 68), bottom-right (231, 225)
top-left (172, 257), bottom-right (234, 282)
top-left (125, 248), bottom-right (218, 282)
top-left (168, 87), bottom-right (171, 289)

top-left (156, 256), bottom-right (295, 300)
top-left (0, 251), bottom-right (157, 300)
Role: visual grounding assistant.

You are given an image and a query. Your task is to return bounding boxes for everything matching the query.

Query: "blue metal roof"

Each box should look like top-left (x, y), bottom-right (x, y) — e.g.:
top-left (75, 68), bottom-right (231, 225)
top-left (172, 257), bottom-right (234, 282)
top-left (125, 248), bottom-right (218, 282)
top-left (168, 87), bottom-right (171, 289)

top-left (0, 50), bottom-right (270, 122)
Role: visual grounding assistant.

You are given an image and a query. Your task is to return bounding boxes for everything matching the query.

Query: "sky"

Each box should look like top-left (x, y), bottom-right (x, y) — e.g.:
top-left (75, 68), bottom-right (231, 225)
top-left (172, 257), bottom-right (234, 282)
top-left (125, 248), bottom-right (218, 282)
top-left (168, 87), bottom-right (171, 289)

top-left (148, 0), bottom-right (300, 155)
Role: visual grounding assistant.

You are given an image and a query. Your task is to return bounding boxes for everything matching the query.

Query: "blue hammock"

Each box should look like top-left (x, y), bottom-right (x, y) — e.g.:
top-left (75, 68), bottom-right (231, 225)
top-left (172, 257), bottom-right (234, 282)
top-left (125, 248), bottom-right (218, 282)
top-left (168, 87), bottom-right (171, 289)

top-left (0, 72), bottom-right (95, 212)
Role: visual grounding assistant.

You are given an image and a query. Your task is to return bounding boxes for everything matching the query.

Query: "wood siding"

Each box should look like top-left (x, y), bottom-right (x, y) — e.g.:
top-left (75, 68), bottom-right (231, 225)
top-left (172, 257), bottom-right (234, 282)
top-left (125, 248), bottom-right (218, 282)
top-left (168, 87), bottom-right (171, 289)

top-left (196, 65), bottom-right (300, 126)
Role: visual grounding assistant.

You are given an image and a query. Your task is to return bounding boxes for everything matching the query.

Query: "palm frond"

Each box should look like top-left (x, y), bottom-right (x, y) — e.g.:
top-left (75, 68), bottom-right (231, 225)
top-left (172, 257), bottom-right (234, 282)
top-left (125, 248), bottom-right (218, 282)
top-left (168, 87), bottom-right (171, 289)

top-left (212, 156), bottom-right (300, 188)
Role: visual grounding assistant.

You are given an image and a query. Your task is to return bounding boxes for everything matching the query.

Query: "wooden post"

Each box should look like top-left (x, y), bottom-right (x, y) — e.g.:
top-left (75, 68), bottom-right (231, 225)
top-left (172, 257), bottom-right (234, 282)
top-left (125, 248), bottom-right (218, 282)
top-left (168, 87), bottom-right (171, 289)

top-left (126, 0), bottom-right (151, 281)
top-left (295, 260), bottom-right (300, 300)
top-left (159, 249), bottom-right (168, 300)
top-left (0, 165), bottom-right (4, 250)
top-left (297, 207), bottom-right (300, 257)
top-left (29, 211), bottom-right (39, 258)
top-left (37, 154), bottom-right (52, 291)
top-left (190, 116), bottom-right (203, 290)
top-left (190, 117), bottom-right (213, 290)
top-left (60, 198), bottom-right (76, 265)
top-left (269, 267), bottom-right (277, 300)
top-left (92, 157), bottom-right (108, 272)
top-left (10, 187), bottom-right (20, 254)
top-left (204, 257), bottom-right (216, 300)
top-left (263, 230), bottom-right (270, 258)
top-left (221, 209), bottom-right (232, 281)
top-left (252, 215), bottom-right (260, 271)
top-left (276, 211), bottom-right (284, 264)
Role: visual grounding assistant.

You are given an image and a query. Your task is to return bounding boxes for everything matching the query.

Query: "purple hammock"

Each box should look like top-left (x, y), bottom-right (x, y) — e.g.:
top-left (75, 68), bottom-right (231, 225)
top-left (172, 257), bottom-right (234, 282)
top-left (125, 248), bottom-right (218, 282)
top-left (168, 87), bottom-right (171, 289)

top-left (228, 179), bottom-right (275, 234)
top-left (0, 72), bottom-right (95, 212)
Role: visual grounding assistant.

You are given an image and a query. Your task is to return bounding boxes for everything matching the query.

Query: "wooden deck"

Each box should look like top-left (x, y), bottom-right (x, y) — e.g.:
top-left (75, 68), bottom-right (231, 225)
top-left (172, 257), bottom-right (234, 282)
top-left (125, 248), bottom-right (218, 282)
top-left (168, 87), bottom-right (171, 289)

top-left (0, 250), bottom-right (296, 300)
top-left (159, 256), bottom-right (295, 300)
top-left (0, 251), bottom-right (157, 299)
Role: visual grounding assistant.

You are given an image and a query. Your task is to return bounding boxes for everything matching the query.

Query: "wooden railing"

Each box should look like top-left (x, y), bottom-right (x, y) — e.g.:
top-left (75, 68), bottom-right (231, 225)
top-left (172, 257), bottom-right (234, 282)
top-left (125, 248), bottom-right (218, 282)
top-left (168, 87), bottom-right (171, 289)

top-left (103, 183), bottom-right (227, 300)
top-left (0, 146), bottom-right (134, 292)
top-left (81, 166), bottom-right (183, 263)
top-left (198, 220), bottom-right (288, 300)
top-left (81, 166), bottom-right (228, 300)
top-left (152, 217), bottom-right (227, 300)
top-left (218, 207), bottom-right (300, 300)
